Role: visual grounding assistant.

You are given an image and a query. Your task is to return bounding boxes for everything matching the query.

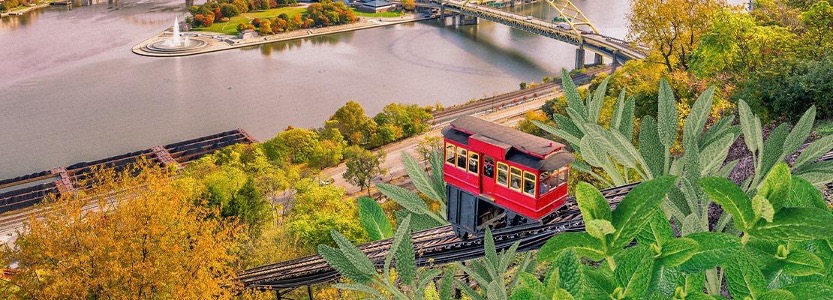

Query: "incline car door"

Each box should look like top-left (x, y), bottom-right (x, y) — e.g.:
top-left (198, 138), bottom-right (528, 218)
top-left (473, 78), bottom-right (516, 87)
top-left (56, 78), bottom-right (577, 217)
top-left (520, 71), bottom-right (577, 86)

top-left (480, 155), bottom-right (496, 197)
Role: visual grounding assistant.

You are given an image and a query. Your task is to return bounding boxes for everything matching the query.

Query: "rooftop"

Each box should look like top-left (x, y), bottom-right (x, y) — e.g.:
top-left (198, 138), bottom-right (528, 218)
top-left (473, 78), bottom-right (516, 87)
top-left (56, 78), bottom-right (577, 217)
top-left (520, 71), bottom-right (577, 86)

top-left (448, 116), bottom-right (565, 158)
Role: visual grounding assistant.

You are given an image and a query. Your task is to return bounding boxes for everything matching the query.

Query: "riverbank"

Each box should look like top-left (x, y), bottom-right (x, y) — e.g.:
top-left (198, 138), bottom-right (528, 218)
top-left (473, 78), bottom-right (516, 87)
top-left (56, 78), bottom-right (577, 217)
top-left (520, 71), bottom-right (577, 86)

top-left (0, 2), bottom-right (50, 17)
top-left (132, 13), bottom-right (434, 57)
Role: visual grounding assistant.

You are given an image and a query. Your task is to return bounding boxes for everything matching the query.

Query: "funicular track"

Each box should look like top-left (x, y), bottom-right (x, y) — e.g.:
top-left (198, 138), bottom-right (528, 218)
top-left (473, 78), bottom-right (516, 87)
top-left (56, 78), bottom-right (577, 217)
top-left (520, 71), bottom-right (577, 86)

top-left (0, 129), bottom-right (256, 214)
top-left (241, 147), bottom-right (833, 292)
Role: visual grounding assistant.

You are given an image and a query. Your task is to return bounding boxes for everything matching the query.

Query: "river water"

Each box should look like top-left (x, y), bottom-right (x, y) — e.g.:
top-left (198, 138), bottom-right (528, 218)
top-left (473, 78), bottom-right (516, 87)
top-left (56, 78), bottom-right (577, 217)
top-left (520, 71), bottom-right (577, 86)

top-left (0, 0), bottom-right (630, 178)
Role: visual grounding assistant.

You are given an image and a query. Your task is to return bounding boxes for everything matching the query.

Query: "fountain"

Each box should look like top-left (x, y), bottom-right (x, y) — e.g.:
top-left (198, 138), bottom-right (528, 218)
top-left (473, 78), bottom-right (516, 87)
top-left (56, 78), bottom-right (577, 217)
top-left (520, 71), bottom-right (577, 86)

top-left (143, 16), bottom-right (208, 54)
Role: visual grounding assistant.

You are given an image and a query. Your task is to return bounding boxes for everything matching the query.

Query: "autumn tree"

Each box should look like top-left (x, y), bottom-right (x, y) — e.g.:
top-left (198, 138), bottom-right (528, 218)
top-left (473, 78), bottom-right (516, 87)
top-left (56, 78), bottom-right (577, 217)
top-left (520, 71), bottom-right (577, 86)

top-left (402, 0), bottom-right (415, 10)
top-left (343, 145), bottom-right (386, 195)
top-left (628, 0), bottom-right (723, 72)
top-left (2, 162), bottom-right (241, 299)
top-left (286, 178), bottom-right (366, 248)
top-left (327, 101), bottom-right (376, 146)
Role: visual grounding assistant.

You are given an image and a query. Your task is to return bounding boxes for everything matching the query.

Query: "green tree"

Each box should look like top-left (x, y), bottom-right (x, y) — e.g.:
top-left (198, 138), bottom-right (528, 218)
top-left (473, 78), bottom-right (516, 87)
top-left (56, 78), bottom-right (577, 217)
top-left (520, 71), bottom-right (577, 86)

top-left (628, 0), bottom-right (722, 71)
top-left (327, 101), bottom-right (376, 146)
top-left (287, 178), bottom-right (365, 248)
top-left (802, 0), bottom-right (833, 58)
top-left (343, 146), bottom-right (386, 195)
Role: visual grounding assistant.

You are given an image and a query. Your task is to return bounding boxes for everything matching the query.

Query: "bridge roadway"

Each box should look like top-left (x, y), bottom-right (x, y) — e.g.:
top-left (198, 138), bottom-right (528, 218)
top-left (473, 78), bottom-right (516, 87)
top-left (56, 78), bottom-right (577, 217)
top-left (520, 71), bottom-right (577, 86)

top-left (435, 0), bottom-right (646, 66)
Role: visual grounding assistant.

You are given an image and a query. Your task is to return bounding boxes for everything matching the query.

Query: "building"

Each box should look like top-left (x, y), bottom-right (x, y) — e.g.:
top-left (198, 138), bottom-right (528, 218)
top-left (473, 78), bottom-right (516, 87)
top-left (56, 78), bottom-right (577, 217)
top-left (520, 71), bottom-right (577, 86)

top-left (357, 0), bottom-right (395, 13)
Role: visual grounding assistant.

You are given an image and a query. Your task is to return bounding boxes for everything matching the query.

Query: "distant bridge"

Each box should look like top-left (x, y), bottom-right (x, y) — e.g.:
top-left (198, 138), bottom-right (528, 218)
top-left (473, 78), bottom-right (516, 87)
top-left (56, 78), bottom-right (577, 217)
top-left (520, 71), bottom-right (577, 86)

top-left (425, 0), bottom-right (647, 69)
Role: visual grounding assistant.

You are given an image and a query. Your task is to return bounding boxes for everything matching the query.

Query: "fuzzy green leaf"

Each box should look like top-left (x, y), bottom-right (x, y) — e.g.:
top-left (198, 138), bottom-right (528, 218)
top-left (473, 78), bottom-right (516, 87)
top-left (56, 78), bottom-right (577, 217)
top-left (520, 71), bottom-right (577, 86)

top-left (611, 90), bottom-right (627, 133)
top-left (639, 115), bottom-right (664, 178)
top-left (562, 69), bottom-right (587, 118)
top-left (783, 106), bottom-right (816, 159)
top-left (576, 182), bottom-right (612, 222)
top-left (535, 119), bottom-right (581, 148)
top-left (657, 79), bottom-right (678, 150)
top-left (587, 219), bottom-right (616, 240)
top-left (683, 86), bottom-right (715, 148)
top-left (403, 152), bottom-right (444, 203)
top-left (738, 100), bottom-right (759, 154)
top-left (748, 207), bottom-right (833, 241)
top-left (318, 244), bottom-right (373, 284)
top-left (679, 232), bottom-right (742, 273)
top-left (758, 162), bottom-right (792, 211)
top-left (699, 177), bottom-right (755, 230)
top-left (358, 197), bottom-right (393, 241)
top-left (783, 249), bottom-right (825, 276)
top-left (794, 135), bottom-right (833, 170)
top-left (331, 230), bottom-right (376, 276)
top-left (760, 123), bottom-right (790, 181)
top-left (394, 224), bottom-right (416, 285)
top-left (551, 248), bottom-right (582, 296)
top-left (619, 96), bottom-right (636, 139)
top-left (637, 212), bottom-right (675, 246)
top-left (700, 115), bottom-right (735, 150)
top-left (386, 214), bottom-right (412, 273)
top-left (589, 77), bottom-right (609, 123)
top-left (552, 114), bottom-right (583, 143)
top-left (538, 232), bottom-right (605, 262)
top-left (698, 134), bottom-right (734, 177)
top-left (786, 176), bottom-right (828, 209)
top-left (608, 176), bottom-right (677, 249)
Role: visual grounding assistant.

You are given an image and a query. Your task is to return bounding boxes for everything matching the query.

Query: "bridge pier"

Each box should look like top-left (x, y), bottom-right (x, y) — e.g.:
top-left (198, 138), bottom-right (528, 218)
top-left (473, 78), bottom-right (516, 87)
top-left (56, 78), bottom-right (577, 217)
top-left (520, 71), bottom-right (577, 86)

top-left (611, 50), bottom-right (620, 73)
top-left (458, 15), bottom-right (478, 26)
top-left (575, 46), bottom-right (586, 70)
top-left (594, 53), bottom-right (603, 66)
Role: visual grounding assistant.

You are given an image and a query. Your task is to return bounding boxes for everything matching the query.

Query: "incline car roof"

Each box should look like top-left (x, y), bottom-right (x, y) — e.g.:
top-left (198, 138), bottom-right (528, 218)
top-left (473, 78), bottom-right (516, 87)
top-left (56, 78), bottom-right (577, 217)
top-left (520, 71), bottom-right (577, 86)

top-left (447, 116), bottom-right (565, 158)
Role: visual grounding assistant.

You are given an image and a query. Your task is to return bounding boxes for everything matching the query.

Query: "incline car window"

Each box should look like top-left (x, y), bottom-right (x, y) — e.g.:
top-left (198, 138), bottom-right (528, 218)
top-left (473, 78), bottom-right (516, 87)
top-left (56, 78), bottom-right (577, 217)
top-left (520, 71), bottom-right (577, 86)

top-left (523, 172), bottom-right (536, 196)
top-left (510, 167), bottom-right (522, 191)
top-left (468, 152), bottom-right (479, 174)
top-left (483, 156), bottom-right (495, 178)
top-left (457, 148), bottom-right (467, 169)
top-left (497, 162), bottom-right (508, 186)
top-left (445, 144), bottom-right (455, 165)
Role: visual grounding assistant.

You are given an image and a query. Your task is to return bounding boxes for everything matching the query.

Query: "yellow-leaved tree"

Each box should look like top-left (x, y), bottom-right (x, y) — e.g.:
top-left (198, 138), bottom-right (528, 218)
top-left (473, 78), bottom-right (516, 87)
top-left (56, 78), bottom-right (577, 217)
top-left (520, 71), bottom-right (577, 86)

top-left (2, 160), bottom-right (242, 299)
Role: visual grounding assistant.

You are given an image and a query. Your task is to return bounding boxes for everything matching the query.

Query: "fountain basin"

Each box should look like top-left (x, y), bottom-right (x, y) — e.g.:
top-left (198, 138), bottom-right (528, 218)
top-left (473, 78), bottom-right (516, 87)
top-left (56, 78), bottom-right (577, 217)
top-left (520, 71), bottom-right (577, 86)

top-left (143, 37), bottom-right (209, 53)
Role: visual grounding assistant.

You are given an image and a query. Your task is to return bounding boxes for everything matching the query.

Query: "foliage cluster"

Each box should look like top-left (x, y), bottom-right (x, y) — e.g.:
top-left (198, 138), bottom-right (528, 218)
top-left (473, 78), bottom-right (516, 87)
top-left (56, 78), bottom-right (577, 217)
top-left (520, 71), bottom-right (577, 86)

top-left (0, 0), bottom-right (33, 12)
top-left (1, 162), bottom-right (242, 299)
top-left (326, 100), bottom-right (433, 149)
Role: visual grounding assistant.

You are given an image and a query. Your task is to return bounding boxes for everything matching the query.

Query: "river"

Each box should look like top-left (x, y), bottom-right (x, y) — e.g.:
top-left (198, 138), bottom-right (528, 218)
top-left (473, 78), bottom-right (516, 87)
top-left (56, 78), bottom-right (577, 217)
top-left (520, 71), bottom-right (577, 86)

top-left (0, 0), bottom-right (630, 178)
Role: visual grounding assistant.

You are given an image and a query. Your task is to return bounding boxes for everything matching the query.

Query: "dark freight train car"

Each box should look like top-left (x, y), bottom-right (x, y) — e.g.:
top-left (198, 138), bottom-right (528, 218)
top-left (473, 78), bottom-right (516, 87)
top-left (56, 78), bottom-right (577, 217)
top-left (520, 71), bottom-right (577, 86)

top-left (442, 116), bottom-right (574, 238)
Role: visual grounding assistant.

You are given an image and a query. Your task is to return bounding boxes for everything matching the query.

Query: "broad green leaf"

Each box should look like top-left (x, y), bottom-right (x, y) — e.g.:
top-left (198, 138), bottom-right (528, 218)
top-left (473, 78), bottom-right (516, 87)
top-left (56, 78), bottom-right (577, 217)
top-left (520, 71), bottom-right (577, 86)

top-left (783, 106), bottom-right (816, 159)
top-left (700, 115), bottom-right (735, 150)
top-left (639, 115), bottom-right (664, 178)
top-left (680, 213), bottom-right (702, 236)
top-left (758, 162), bottom-right (792, 211)
top-left (584, 124), bottom-right (637, 169)
top-left (508, 287), bottom-right (538, 300)
top-left (657, 238), bottom-right (699, 267)
top-left (484, 229), bottom-right (499, 274)
top-left (685, 292), bottom-right (718, 300)
top-left (429, 151), bottom-right (446, 202)
top-left (699, 177), bottom-right (755, 230)
top-left (637, 212), bottom-right (675, 246)
top-left (648, 264), bottom-right (682, 296)
top-left (318, 244), bottom-right (373, 284)
top-left (587, 219), bottom-right (616, 240)
top-left (608, 128), bottom-right (653, 178)
top-left (561, 69), bottom-right (587, 118)
top-left (684, 272), bottom-right (705, 294)
top-left (358, 197), bottom-right (393, 241)
top-left (331, 230), bottom-right (376, 276)
top-left (657, 79), bottom-right (678, 150)
top-left (551, 248), bottom-right (582, 296)
top-left (580, 136), bottom-right (607, 167)
top-left (679, 232), bottom-right (742, 273)
top-left (758, 289), bottom-right (796, 300)
top-left (517, 272), bottom-right (545, 294)
top-left (396, 211), bottom-right (443, 232)
top-left (583, 268), bottom-right (616, 299)
top-left (783, 249), bottom-right (824, 276)
top-left (747, 207), bottom-right (833, 241)
top-left (553, 288), bottom-right (576, 300)
top-left (608, 176), bottom-right (677, 249)
top-left (752, 195), bottom-right (775, 223)
top-left (683, 86), bottom-right (715, 148)
top-left (552, 114), bottom-right (583, 143)
top-left (575, 182), bottom-right (612, 221)
top-left (386, 215), bottom-right (412, 273)
top-left (794, 134), bottom-right (833, 170)
top-left (738, 100), bottom-right (759, 153)
top-left (796, 171), bottom-right (833, 188)
top-left (403, 152), bottom-right (444, 203)
top-left (589, 77), bottom-right (609, 123)
top-left (538, 232), bottom-right (605, 262)
top-left (786, 176), bottom-right (828, 209)
top-left (615, 245), bottom-right (655, 298)
top-left (725, 251), bottom-right (766, 299)
top-left (784, 282), bottom-right (833, 300)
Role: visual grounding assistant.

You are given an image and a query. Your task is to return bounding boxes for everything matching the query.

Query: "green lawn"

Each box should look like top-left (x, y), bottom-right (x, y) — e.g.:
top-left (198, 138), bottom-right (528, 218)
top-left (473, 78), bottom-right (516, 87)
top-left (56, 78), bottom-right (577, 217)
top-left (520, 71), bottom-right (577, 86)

top-left (350, 8), bottom-right (403, 18)
top-left (194, 6), bottom-right (307, 35)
